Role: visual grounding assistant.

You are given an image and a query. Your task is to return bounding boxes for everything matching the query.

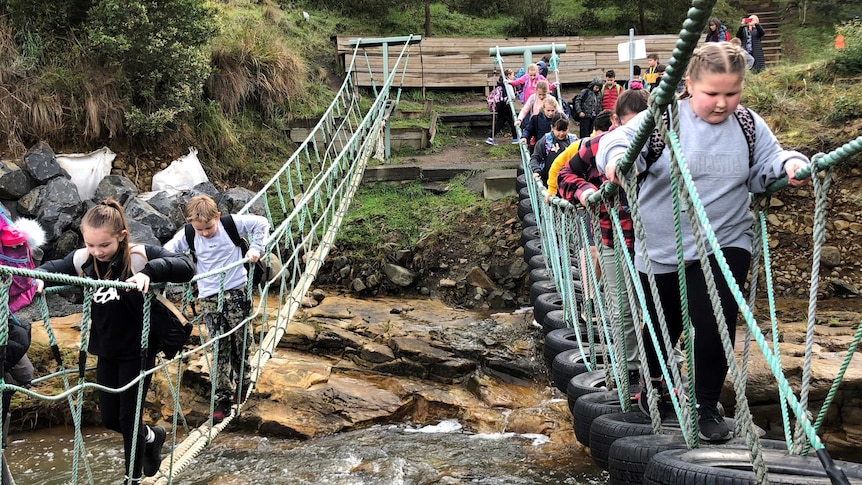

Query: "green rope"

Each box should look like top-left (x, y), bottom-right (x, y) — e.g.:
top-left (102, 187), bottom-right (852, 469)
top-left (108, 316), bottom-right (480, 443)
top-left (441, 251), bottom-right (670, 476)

top-left (666, 129), bottom-right (768, 482)
top-left (792, 158), bottom-right (832, 454)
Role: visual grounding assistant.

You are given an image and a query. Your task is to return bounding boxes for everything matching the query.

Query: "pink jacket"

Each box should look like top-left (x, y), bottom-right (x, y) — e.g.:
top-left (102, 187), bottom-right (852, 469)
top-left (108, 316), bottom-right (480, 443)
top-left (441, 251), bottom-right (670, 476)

top-left (509, 73), bottom-right (555, 105)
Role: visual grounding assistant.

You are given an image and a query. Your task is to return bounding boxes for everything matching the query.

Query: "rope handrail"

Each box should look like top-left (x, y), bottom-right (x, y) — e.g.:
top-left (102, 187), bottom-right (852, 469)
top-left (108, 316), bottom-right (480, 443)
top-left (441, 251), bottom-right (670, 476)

top-left (0, 35), bottom-right (420, 484)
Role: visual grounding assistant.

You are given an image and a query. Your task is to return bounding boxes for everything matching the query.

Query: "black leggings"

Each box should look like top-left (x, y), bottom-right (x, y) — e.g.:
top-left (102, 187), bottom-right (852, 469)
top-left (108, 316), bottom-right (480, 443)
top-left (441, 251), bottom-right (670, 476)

top-left (492, 101), bottom-right (516, 138)
top-left (96, 353), bottom-right (155, 481)
top-left (639, 247), bottom-right (751, 407)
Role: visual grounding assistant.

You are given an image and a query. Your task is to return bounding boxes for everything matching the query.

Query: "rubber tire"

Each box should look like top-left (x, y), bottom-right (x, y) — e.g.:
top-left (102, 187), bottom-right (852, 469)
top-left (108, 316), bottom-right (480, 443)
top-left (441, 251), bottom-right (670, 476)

top-left (516, 173), bottom-right (527, 191)
top-left (530, 280), bottom-right (557, 307)
top-left (517, 197), bottom-right (533, 220)
top-left (522, 238), bottom-right (543, 263)
top-left (542, 309), bottom-right (598, 339)
top-left (520, 225), bottom-right (541, 248)
top-left (608, 433), bottom-right (688, 485)
top-left (590, 411), bottom-right (656, 470)
top-left (566, 370), bottom-right (607, 416)
top-left (643, 447), bottom-right (862, 484)
top-left (517, 163), bottom-right (525, 177)
top-left (541, 309), bottom-right (570, 334)
top-left (533, 292), bottom-right (563, 341)
top-left (528, 253), bottom-right (546, 270)
top-left (518, 185), bottom-right (531, 201)
top-left (572, 391), bottom-right (623, 448)
top-left (522, 212), bottom-right (537, 228)
top-left (608, 434), bottom-right (786, 485)
top-left (552, 347), bottom-right (608, 393)
top-left (529, 267), bottom-right (551, 285)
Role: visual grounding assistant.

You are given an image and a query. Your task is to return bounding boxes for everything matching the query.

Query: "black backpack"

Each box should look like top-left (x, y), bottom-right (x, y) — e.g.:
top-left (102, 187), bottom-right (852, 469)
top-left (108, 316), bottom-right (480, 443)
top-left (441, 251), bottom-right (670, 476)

top-left (184, 214), bottom-right (270, 288)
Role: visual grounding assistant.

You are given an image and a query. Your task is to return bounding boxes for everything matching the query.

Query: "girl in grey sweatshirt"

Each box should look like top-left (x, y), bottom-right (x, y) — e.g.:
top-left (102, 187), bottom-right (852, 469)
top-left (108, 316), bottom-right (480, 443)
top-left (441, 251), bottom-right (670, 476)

top-left (596, 42), bottom-right (808, 442)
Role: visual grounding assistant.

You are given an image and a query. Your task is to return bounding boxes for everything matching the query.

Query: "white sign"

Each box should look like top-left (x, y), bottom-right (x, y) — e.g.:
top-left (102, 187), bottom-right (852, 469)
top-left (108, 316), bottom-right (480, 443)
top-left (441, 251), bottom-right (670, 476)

top-left (618, 39), bottom-right (646, 62)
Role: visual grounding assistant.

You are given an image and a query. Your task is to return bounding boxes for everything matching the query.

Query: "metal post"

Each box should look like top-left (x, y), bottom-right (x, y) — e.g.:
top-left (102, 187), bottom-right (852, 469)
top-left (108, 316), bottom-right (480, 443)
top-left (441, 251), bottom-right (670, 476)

top-left (629, 29), bottom-right (635, 86)
top-left (348, 35), bottom-right (423, 165)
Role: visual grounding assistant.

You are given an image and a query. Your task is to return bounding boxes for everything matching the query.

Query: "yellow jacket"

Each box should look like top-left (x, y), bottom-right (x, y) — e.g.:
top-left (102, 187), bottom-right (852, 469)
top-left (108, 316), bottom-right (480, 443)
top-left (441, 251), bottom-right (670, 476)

top-left (546, 139), bottom-right (582, 196)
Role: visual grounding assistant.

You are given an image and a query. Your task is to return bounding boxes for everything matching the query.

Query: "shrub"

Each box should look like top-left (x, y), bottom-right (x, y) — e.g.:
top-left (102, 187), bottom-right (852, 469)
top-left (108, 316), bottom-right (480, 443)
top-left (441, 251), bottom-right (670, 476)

top-left (207, 18), bottom-right (304, 121)
top-left (86, 0), bottom-right (218, 136)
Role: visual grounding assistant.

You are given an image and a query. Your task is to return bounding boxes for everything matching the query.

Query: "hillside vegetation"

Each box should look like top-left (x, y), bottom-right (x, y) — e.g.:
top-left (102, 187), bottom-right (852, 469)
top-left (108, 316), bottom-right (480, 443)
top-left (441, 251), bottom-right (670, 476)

top-left (0, 0), bottom-right (860, 190)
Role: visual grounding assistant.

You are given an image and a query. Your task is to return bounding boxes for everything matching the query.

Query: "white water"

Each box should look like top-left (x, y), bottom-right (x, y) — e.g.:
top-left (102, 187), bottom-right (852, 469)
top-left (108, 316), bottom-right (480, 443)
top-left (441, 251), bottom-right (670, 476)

top-left (5, 422), bottom-right (608, 484)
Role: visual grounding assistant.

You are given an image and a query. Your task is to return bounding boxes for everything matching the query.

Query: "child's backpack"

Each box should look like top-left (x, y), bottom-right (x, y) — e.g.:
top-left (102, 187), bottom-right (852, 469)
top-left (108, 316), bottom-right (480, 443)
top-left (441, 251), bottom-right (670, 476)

top-left (639, 104), bottom-right (756, 184)
top-left (487, 86), bottom-right (504, 112)
top-left (0, 212), bottom-right (37, 313)
top-left (184, 214), bottom-right (270, 288)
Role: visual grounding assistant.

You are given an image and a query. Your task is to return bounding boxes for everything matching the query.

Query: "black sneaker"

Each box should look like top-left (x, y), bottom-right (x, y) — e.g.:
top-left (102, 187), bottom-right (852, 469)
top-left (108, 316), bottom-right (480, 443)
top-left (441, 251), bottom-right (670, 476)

top-left (142, 425), bottom-right (165, 477)
top-left (698, 404), bottom-right (732, 442)
top-left (212, 397), bottom-right (232, 424)
top-left (627, 369), bottom-right (642, 401)
top-left (637, 380), bottom-right (674, 420)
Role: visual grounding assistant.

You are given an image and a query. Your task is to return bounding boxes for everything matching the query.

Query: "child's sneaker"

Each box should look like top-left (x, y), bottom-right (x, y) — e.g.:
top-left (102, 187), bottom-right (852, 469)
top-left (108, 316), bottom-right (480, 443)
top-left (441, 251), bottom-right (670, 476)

top-left (636, 379), bottom-right (674, 421)
top-left (212, 396), bottom-right (232, 424)
top-left (142, 425), bottom-right (165, 477)
top-left (697, 403), bottom-right (732, 442)
top-left (627, 369), bottom-right (642, 401)
top-left (485, 137), bottom-right (498, 146)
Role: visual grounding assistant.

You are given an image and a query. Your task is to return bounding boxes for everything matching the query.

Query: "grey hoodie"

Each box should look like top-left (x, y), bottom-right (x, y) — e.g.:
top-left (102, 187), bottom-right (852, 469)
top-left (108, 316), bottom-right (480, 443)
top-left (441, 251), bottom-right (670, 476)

top-left (596, 102), bottom-right (808, 274)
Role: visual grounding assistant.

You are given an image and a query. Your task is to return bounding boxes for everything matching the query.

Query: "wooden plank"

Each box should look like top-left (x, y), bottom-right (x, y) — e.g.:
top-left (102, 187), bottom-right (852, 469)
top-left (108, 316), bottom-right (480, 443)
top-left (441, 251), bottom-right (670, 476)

top-left (336, 34), bottom-right (681, 88)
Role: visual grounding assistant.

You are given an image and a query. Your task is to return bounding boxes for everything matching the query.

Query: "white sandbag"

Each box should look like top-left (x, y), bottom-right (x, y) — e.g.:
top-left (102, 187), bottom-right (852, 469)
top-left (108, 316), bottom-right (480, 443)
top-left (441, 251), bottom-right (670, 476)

top-left (55, 147), bottom-right (116, 201)
top-left (151, 147), bottom-right (208, 196)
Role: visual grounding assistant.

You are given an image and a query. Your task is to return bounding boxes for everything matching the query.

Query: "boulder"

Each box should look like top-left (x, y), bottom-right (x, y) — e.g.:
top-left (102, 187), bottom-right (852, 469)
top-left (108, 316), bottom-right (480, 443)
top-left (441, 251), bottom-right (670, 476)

top-left (383, 263), bottom-right (416, 287)
top-left (23, 141), bottom-right (63, 183)
top-left (217, 187), bottom-right (267, 216)
top-left (0, 160), bottom-right (36, 199)
top-left (124, 197), bottom-right (176, 242)
top-left (127, 219), bottom-right (160, 246)
top-left (94, 175), bottom-right (138, 205)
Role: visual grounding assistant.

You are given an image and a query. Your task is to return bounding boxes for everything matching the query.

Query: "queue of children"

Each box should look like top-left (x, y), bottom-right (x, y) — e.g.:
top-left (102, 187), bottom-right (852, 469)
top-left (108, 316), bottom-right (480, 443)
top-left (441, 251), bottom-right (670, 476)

top-left (537, 41), bottom-right (809, 444)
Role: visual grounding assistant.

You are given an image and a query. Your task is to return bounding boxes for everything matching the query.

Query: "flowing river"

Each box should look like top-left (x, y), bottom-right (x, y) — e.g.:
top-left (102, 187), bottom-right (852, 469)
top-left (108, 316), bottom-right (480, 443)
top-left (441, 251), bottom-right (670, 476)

top-left (6, 421), bottom-right (607, 484)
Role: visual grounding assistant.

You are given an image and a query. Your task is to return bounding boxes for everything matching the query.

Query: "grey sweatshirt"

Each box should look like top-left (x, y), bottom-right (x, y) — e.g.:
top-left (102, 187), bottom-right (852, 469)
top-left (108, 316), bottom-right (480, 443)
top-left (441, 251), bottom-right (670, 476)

top-left (596, 101), bottom-right (807, 274)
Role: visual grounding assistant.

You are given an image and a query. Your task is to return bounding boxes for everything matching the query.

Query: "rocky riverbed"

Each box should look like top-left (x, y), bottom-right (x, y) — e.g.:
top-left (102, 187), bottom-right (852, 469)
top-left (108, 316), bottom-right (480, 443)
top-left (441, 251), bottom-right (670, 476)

top-left (13, 291), bottom-right (862, 463)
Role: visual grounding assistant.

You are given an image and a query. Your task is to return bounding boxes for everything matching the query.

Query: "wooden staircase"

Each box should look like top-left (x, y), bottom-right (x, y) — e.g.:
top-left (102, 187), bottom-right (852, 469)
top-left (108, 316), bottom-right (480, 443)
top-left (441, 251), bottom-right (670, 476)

top-left (737, 0), bottom-right (783, 65)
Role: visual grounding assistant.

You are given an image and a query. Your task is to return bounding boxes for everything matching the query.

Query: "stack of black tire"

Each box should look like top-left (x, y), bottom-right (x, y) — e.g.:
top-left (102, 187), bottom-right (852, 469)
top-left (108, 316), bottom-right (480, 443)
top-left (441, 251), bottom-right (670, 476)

top-left (517, 169), bottom-right (862, 484)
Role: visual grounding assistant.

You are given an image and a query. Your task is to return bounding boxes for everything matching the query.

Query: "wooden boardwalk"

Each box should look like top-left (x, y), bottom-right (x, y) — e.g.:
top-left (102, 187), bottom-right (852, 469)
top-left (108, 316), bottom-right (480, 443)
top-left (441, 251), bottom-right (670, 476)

top-left (335, 35), bottom-right (681, 91)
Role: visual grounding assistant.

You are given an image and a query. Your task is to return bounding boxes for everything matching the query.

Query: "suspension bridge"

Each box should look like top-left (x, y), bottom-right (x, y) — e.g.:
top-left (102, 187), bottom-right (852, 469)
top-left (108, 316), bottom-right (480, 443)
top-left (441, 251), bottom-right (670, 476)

top-left (0, 0), bottom-right (861, 482)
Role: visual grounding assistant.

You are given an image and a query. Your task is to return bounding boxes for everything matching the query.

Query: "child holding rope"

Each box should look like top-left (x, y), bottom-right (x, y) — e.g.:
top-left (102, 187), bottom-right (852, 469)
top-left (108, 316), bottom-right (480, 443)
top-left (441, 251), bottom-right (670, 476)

top-left (598, 42), bottom-right (809, 442)
top-left (164, 195), bottom-right (269, 424)
top-left (35, 199), bottom-right (194, 483)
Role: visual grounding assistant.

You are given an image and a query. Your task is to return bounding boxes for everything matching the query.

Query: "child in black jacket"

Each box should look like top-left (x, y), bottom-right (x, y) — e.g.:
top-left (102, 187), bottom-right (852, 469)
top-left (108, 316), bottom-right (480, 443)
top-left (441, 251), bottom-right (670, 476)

top-left (36, 199), bottom-right (194, 484)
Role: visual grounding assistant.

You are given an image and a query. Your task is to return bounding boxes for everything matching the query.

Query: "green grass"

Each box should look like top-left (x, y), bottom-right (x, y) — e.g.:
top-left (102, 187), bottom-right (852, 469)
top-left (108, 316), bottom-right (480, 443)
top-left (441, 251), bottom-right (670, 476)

top-left (336, 175), bottom-right (487, 260)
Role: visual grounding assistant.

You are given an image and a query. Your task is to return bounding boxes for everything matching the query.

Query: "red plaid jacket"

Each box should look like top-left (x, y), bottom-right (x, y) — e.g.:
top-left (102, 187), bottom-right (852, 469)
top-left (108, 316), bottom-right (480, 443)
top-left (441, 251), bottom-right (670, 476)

top-left (557, 133), bottom-right (634, 249)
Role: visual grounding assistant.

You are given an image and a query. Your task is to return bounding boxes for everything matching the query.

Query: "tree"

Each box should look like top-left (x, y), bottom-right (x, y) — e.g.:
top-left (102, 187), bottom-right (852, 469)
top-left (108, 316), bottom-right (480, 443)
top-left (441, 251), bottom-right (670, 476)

top-left (86, 0), bottom-right (217, 135)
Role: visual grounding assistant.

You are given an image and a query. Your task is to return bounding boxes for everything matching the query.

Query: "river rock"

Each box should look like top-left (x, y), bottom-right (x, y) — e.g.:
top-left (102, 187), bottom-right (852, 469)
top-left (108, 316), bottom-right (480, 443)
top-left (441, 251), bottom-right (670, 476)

top-left (94, 175), bottom-right (138, 204)
top-left (23, 141), bottom-right (62, 183)
top-left (820, 246), bottom-right (841, 268)
top-left (383, 263), bottom-right (416, 287)
top-left (465, 266), bottom-right (498, 290)
top-left (0, 160), bottom-right (36, 199)
top-left (127, 219), bottom-right (160, 246)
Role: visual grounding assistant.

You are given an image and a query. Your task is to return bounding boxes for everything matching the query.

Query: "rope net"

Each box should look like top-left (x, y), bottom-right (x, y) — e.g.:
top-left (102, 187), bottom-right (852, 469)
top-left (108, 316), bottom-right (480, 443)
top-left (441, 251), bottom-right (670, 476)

top-left (0, 35), bottom-right (420, 484)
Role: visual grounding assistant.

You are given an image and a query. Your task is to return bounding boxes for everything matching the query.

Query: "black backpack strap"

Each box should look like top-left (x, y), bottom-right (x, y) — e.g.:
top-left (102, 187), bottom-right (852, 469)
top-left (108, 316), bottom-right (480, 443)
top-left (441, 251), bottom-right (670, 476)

top-left (733, 105), bottom-right (757, 167)
top-left (220, 214), bottom-right (246, 250)
top-left (184, 224), bottom-right (196, 254)
top-left (637, 110), bottom-right (671, 184)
